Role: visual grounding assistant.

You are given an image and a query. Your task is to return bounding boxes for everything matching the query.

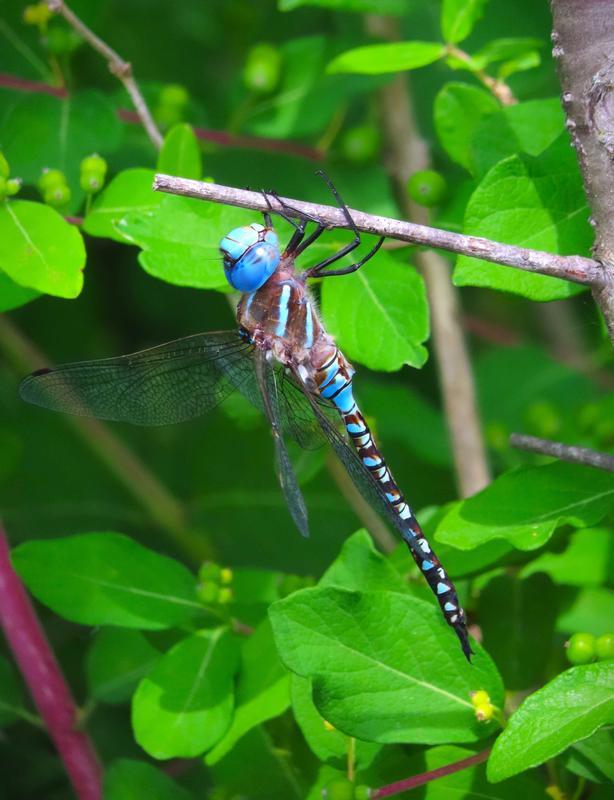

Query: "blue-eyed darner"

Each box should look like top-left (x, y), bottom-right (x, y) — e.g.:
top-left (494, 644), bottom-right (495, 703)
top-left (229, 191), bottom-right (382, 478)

top-left (19, 172), bottom-right (472, 660)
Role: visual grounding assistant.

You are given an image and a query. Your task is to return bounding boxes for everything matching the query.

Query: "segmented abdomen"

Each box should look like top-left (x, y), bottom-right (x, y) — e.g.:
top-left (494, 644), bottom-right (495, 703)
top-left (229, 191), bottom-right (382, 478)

top-left (315, 347), bottom-right (471, 659)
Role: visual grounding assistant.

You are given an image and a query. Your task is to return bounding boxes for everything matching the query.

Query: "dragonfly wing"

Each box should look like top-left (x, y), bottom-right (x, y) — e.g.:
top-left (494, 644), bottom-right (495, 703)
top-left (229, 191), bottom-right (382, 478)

top-left (254, 351), bottom-right (310, 538)
top-left (19, 330), bottom-right (254, 426)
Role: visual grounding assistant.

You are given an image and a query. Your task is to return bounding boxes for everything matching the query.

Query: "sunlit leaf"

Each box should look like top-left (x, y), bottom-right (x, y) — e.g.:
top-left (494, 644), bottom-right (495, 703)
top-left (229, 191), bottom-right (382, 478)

top-left (434, 83), bottom-right (499, 171)
top-left (328, 41), bottom-right (445, 75)
top-left (441, 0), bottom-right (488, 44)
top-left (83, 168), bottom-right (162, 242)
top-left (488, 662), bottom-right (614, 781)
top-left (157, 124), bottom-right (201, 180)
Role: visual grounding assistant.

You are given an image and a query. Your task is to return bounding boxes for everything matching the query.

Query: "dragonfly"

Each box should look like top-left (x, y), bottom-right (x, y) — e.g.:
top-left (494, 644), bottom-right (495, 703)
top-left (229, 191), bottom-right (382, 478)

top-left (19, 171), bottom-right (472, 660)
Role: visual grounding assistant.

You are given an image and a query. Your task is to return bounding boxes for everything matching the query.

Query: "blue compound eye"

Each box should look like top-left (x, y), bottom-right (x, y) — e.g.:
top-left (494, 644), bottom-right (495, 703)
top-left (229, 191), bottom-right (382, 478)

top-left (220, 224), bottom-right (280, 292)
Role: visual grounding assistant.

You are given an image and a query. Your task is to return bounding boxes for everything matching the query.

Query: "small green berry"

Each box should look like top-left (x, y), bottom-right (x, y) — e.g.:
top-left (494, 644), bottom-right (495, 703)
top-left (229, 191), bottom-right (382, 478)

top-left (243, 43), bottom-right (282, 93)
top-left (475, 702), bottom-right (495, 722)
top-left (354, 786), bottom-right (371, 800)
top-left (44, 183), bottom-right (71, 207)
top-left (340, 125), bottom-right (380, 163)
top-left (595, 633), bottom-right (614, 661)
top-left (0, 152), bottom-right (9, 180)
top-left (38, 168), bottom-right (68, 193)
top-left (80, 153), bottom-right (108, 176)
top-left (566, 632), bottom-right (596, 665)
top-left (218, 587), bottom-right (233, 605)
top-left (322, 777), bottom-right (354, 800)
top-left (5, 178), bottom-right (22, 197)
top-left (159, 84), bottom-right (190, 109)
top-left (45, 25), bottom-right (82, 56)
top-left (199, 561), bottom-right (222, 583)
top-left (23, 3), bottom-right (52, 27)
top-left (406, 169), bottom-right (447, 207)
top-left (219, 567), bottom-right (233, 585)
top-left (197, 582), bottom-right (220, 605)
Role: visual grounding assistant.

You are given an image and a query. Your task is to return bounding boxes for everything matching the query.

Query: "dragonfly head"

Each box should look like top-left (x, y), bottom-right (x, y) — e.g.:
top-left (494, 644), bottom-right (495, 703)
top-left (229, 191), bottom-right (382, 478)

top-left (220, 223), bottom-right (280, 292)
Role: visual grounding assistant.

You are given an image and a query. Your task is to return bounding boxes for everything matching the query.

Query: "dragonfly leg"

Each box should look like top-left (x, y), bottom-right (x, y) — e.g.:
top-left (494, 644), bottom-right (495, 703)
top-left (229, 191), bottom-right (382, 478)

top-left (302, 170), bottom-right (385, 279)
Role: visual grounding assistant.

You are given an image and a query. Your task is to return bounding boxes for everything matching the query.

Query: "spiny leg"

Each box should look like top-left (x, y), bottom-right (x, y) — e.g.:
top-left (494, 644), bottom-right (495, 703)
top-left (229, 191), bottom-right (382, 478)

top-left (302, 170), bottom-right (385, 278)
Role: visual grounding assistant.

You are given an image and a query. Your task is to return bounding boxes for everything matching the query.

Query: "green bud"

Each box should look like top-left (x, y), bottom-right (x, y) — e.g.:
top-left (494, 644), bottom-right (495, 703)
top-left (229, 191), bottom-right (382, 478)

top-left (0, 152), bottom-right (9, 180)
top-left (340, 125), bottom-right (380, 163)
top-left (322, 777), bottom-right (354, 800)
top-left (406, 169), bottom-right (447, 208)
top-left (38, 168), bottom-right (68, 193)
top-left (158, 84), bottom-right (190, 109)
top-left (566, 632), bottom-right (596, 665)
top-left (5, 178), bottom-right (22, 197)
top-left (44, 183), bottom-right (71, 207)
top-left (218, 587), bottom-right (233, 605)
top-left (243, 43), bottom-right (282, 93)
top-left (80, 153), bottom-right (108, 177)
top-left (199, 561), bottom-right (222, 583)
top-left (595, 632), bottom-right (614, 661)
top-left (197, 582), bottom-right (219, 605)
top-left (354, 786), bottom-right (372, 800)
top-left (45, 24), bottom-right (82, 56)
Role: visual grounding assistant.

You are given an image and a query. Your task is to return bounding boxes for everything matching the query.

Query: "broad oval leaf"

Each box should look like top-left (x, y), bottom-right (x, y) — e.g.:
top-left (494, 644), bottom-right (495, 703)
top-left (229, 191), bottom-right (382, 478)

top-left (132, 628), bottom-right (239, 759)
top-left (0, 269), bottom-right (39, 312)
top-left (269, 587), bottom-right (503, 744)
top-left (328, 41), bottom-right (445, 75)
top-left (12, 532), bottom-right (200, 629)
top-left (320, 528), bottom-right (409, 593)
top-left (86, 628), bottom-right (160, 704)
top-left (157, 124), bottom-right (202, 180)
top-left (454, 135), bottom-right (592, 301)
top-left (441, 0), bottom-right (488, 44)
top-left (117, 195), bottom-right (247, 290)
top-left (434, 83), bottom-right (499, 171)
top-left (0, 90), bottom-right (122, 204)
top-left (321, 253), bottom-right (429, 371)
top-left (104, 758), bottom-right (192, 800)
top-left (436, 462), bottom-right (614, 552)
top-left (291, 674), bottom-right (381, 768)
top-left (205, 619), bottom-right (291, 765)
top-left (83, 168), bottom-right (162, 242)
top-left (488, 662), bottom-right (614, 782)
top-left (0, 200), bottom-right (85, 298)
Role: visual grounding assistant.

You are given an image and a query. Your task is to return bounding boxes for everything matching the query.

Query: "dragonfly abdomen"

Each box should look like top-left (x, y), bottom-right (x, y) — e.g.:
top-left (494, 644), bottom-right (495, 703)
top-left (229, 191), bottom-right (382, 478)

top-left (314, 348), bottom-right (471, 659)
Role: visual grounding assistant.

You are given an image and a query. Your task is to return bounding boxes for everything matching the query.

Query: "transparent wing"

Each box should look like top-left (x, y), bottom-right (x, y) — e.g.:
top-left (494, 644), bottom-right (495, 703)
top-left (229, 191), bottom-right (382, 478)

top-left (19, 331), bottom-right (254, 426)
top-left (298, 384), bottom-right (426, 562)
top-left (254, 351), bottom-right (310, 538)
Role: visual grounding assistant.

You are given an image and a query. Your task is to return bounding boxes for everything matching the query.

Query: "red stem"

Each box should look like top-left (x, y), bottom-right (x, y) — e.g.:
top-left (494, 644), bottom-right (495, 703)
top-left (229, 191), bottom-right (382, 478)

top-left (0, 523), bottom-right (102, 800)
top-left (0, 72), bottom-right (323, 162)
top-left (371, 749), bottom-right (491, 798)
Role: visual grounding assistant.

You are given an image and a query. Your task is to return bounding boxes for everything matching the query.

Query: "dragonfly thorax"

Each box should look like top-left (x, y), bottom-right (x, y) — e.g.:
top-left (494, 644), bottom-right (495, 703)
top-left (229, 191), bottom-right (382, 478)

top-left (220, 222), bottom-right (281, 292)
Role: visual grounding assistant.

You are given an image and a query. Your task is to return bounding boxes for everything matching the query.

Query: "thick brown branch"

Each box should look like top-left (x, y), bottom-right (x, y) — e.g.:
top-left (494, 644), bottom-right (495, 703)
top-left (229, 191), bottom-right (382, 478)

top-left (154, 174), bottom-right (603, 288)
top-left (47, 0), bottom-right (163, 149)
top-left (510, 433), bottom-right (614, 472)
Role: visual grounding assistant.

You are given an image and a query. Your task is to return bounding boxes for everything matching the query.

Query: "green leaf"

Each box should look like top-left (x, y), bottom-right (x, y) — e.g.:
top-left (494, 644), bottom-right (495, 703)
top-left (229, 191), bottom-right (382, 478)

top-left (328, 41), bottom-right (445, 75)
top-left (104, 759), bottom-right (193, 800)
top-left (117, 194), bottom-right (247, 290)
top-left (291, 674), bottom-right (381, 768)
top-left (156, 124), bottom-right (201, 180)
top-left (471, 37), bottom-right (543, 68)
top-left (521, 528), bottom-right (612, 587)
top-left (269, 587), bottom-right (503, 744)
top-left (557, 588), bottom-right (614, 637)
top-left (0, 269), bottom-right (39, 311)
top-left (132, 628), bottom-right (239, 758)
top-left (498, 51), bottom-right (541, 81)
top-left (478, 574), bottom-right (558, 690)
top-left (563, 728), bottom-right (614, 784)
top-left (436, 462), bottom-right (614, 551)
top-left (434, 83), bottom-right (499, 170)
top-left (12, 532), bottom-right (200, 630)
top-left (0, 91), bottom-right (122, 201)
top-left (86, 628), bottom-right (160, 704)
top-left (488, 662), bottom-right (614, 782)
top-left (280, 0), bottom-right (407, 12)
top-left (0, 200), bottom-right (85, 298)
top-left (469, 98), bottom-right (565, 178)
top-left (454, 135), bottom-right (592, 301)
top-left (0, 655), bottom-right (25, 727)
top-left (320, 529), bottom-right (408, 593)
top-left (82, 168), bottom-right (162, 243)
top-left (441, 0), bottom-right (488, 44)
top-left (205, 619), bottom-right (291, 765)
top-left (321, 253), bottom-right (429, 371)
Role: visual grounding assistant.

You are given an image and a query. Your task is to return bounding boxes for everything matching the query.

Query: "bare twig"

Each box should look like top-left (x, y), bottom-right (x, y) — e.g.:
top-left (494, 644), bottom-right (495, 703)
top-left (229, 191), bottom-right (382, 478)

top-left (46, 0), bottom-right (163, 149)
top-left (153, 175), bottom-right (603, 288)
top-left (0, 523), bottom-right (102, 800)
top-left (371, 748), bottom-right (491, 798)
top-left (510, 433), bottom-right (614, 472)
